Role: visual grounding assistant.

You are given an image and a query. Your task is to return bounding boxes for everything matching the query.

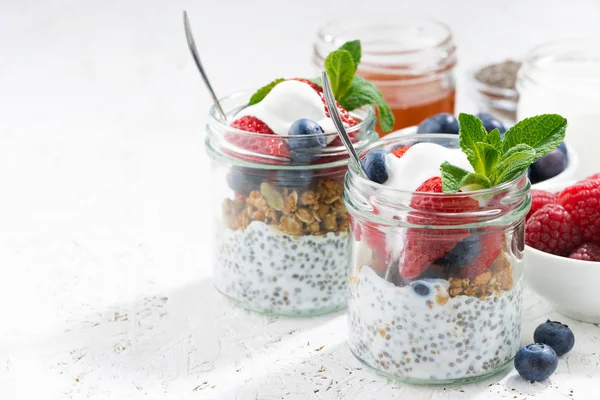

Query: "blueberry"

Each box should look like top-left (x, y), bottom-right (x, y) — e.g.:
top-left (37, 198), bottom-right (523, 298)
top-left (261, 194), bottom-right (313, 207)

top-left (411, 281), bottom-right (431, 296)
top-left (528, 149), bottom-right (567, 184)
top-left (360, 149), bottom-right (389, 184)
top-left (514, 343), bottom-right (558, 382)
top-left (288, 119), bottom-right (327, 164)
top-left (276, 169), bottom-right (313, 189)
top-left (533, 320), bottom-right (575, 356)
top-left (226, 167), bottom-right (267, 194)
top-left (434, 234), bottom-right (481, 269)
top-left (557, 142), bottom-right (568, 159)
top-left (417, 113), bottom-right (459, 134)
top-left (476, 112), bottom-right (506, 134)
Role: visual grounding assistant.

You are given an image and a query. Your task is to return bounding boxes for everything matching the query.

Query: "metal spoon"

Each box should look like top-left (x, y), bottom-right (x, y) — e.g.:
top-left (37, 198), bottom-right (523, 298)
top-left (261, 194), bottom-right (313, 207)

top-left (183, 11), bottom-right (290, 162)
top-left (321, 71), bottom-right (369, 178)
top-left (183, 10), bottom-right (226, 120)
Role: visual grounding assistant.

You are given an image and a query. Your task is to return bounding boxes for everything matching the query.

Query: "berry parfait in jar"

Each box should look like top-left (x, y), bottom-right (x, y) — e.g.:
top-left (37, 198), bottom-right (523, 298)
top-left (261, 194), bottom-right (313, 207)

top-left (344, 113), bottom-right (566, 383)
top-left (205, 41), bottom-right (392, 316)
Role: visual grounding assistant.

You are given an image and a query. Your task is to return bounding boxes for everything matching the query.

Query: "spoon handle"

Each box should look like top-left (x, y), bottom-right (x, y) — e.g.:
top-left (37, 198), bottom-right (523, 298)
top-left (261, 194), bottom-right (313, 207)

top-left (183, 11), bottom-right (227, 121)
top-left (321, 71), bottom-right (368, 178)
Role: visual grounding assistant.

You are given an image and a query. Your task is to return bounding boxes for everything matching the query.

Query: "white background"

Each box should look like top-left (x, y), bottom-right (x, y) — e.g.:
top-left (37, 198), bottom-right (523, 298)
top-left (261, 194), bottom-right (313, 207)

top-left (1, 0), bottom-right (600, 399)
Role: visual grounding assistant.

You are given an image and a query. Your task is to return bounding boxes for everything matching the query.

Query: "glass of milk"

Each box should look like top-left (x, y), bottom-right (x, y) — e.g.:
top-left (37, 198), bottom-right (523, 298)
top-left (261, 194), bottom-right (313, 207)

top-left (517, 40), bottom-right (600, 178)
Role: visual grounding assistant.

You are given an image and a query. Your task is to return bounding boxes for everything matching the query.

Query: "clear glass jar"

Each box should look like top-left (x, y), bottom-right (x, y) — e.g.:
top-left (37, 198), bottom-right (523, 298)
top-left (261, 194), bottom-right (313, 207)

top-left (344, 135), bottom-right (530, 384)
top-left (517, 39), bottom-right (600, 178)
top-left (205, 91), bottom-right (377, 316)
top-left (313, 15), bottom-right (457, 135)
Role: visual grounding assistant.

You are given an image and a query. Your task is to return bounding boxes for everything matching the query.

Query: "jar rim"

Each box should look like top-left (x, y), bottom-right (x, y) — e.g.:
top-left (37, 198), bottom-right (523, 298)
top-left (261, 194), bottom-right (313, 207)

top-left (313, 14), bottom-right (456, 77)
top-left (205, 90), bottom-right (378, 170)
top-left (520, 39), bottom-right (600, 85)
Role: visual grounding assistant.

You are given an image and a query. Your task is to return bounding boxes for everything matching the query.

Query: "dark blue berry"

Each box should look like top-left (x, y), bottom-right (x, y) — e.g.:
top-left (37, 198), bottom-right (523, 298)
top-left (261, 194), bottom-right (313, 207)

top-left (417, 113), bottom-right (459, 134)
top-left (514, 343), bottom-right (558, 382)
top-left (288, 119), bottom-right (327, 164)
top-left (557, 142), bottom-right (568, 159)
top-left (360, 149), bottom-right (389, 184)
top-left (476, 112), bottom-right (506, 134)
top-left (276, 169), bottom-right (313, 189)
top-left (434, 234), bottom-right (481, 269)
top-left (411, 281), bottom-right (431, 296)
top-left (528, 149), bottom-right (567, 184)
top-left (533, 320), bottom-right (575, 356)
top-left (226, 167), bottom-right (267, 194)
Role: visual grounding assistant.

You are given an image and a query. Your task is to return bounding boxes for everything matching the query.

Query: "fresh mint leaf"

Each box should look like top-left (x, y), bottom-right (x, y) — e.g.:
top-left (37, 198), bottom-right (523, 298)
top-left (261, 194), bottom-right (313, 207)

top-left (440, 162), bottom-right (491, 193)
top-left (474, 142), bottom-right (501, 176)
top-left (440, 162), bottom-right (470, 193)
top-left (248, 78), bottom-right (285, 105)
top-left (324, 49), bottom-right (355, 99)
top-left (485, 128), bottom-right (502, 151)
top-left (502, 114), bottom-right (567, 157)
top-left (340, 76), bottom-right (395, 132)
top-left (457, 114), bottom-right (491, 174)
top-left (339, 40), bottom-right (361, 67)
top-left (491, 144), bottom-right (537, 184)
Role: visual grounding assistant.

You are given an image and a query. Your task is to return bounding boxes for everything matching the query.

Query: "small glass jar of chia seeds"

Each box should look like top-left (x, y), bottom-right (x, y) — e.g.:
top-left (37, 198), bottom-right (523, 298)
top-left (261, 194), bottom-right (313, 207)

top-left (343, 134), bottom-right (530, 384)
top-left (205, 91), bottom-right (377, 316)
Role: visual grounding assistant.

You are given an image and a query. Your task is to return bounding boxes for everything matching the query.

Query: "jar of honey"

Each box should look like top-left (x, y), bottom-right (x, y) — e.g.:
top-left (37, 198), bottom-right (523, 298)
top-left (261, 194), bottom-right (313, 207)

top-left (313, 15), bottom-right (457, 135)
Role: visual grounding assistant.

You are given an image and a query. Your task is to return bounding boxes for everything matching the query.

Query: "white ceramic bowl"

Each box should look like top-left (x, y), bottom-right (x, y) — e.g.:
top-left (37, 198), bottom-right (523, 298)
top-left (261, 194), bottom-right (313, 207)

top-left (385, 127), bottom-right (579, 188)
top-left (524, 179), bottom-right (600, 324)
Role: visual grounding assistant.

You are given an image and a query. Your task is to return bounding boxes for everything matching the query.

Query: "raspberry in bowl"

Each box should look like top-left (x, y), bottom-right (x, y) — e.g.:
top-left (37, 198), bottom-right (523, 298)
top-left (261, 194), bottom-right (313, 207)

top-left (344, 113), bottom-right (566, 384)
top-left (205, 41), bottom-right (393, 316)
top-left (525, 176), bottom-right (600, 323)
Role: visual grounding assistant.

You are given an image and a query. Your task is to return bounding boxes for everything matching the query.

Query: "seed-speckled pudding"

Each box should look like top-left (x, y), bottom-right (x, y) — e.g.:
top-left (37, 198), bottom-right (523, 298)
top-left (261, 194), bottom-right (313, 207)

top-left (348, 256), bottom-right (523, 382)
top-left (216, 179), bottom-right (352, 315)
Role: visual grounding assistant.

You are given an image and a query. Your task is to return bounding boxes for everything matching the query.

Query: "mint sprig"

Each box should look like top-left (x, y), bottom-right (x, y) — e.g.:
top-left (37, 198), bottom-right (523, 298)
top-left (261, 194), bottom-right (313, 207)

top-left (441, 113), bottom-right (567, 193)
top-left (247, 40), bottom-right (395, 132)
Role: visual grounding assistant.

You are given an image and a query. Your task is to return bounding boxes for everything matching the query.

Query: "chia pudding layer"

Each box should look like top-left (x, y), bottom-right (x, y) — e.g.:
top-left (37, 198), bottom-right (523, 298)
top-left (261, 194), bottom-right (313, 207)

top-left (215, 221), bottom-right (349, 315)
top-left (348, 266), bottom-right (523, 382)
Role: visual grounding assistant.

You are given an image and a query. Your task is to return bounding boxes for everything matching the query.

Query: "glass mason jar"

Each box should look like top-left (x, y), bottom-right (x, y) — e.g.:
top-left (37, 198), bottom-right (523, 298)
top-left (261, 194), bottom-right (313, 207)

top-left (517, 39), bottom-right (600, 178)
top-left (205, 91), bottom-right (377, 316)
top-left (344, 135), bottom-right (530, 384)
top-left (313, 15), bottom-right (457, 135)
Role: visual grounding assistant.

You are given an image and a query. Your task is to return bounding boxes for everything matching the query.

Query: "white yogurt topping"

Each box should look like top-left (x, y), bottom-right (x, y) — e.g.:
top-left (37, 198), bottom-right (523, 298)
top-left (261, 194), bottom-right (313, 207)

top-left (384, 143), bottom-right (473, 192)
top-left (236, 80), bottom-right (338, 140)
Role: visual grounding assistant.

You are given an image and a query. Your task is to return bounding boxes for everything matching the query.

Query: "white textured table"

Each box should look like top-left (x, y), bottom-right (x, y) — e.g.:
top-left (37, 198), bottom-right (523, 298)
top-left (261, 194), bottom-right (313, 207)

top-left (1, 1), bottom-right (600, 399)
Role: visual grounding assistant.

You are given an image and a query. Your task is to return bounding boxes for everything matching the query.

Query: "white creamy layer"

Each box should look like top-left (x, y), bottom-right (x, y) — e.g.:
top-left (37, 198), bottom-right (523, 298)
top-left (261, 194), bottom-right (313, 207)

top-left (383, 143), bottom-right (472, 192)
top-left (236, 80), bottom-right (338, 141)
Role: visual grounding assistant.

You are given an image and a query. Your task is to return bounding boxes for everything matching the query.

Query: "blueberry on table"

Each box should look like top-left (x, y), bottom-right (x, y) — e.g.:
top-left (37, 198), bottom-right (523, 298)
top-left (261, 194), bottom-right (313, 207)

top-left (514, 343), bottom-right (558, 382)
top-left (533, 320), bottom-right (575, 356)
top-left (360, 149), bottom-right (389, 184)
top-left (476, 112), bottom-right (506, 134)
top-left (417, 113), bottom-right (459, 134)
top-left (288, 119), bottom-right (327, 164)
top-left (528, 149), bottom-right (567, 184)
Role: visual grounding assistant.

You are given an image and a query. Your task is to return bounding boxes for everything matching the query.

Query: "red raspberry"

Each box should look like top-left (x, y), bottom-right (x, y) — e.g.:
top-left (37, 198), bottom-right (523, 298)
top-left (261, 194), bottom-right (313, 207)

top-left (290, 78), bottom-right (357, 127)
top-left (226, 116), bottom-right (290, 162)
top-left (400, 177), bottom-right (480, 279)
top-left (291, 78), bottom-right (323, 93)
top-left (557, 179), bottom-right (600, 243)
top-left (569, 243), bottom-right (600, 261)
top-left (526, 204), bottom-right (582, 255)
top-left (392, 146), bottom-right (411, 159)
top-left (586, 173), bottom-right (600, 181)
top-left (230, 115), bottom-right (274, 134)
top-left (527, 189), bottom-right (558, 220)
